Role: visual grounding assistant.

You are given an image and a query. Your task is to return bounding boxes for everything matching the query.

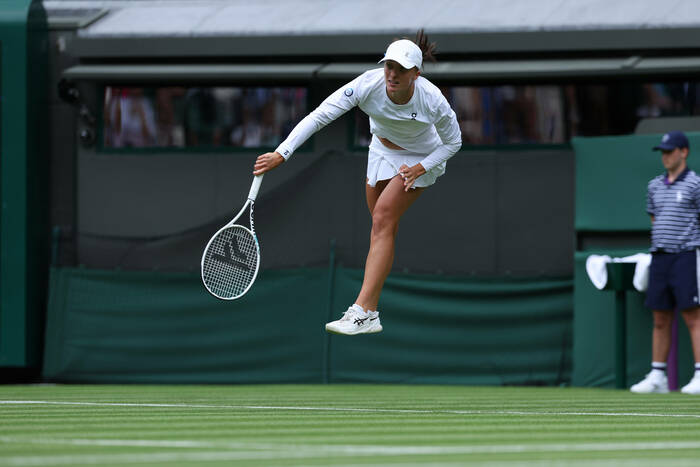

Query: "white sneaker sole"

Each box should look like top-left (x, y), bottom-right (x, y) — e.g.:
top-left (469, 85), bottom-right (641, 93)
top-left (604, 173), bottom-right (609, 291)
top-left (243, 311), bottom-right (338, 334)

top-left (325, 323), bottom-right (383, 335)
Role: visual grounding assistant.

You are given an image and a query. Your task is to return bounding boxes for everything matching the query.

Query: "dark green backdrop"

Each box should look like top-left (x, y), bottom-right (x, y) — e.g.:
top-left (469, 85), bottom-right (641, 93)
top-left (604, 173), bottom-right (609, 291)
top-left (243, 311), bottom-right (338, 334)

top-left (43, 267), bottom-right (572, 385)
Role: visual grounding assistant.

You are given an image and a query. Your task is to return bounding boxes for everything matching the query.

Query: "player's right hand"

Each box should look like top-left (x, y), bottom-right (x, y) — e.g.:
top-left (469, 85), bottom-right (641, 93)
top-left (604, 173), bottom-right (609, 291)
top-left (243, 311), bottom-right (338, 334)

top-left (253, 152), bottom-right (285, 175)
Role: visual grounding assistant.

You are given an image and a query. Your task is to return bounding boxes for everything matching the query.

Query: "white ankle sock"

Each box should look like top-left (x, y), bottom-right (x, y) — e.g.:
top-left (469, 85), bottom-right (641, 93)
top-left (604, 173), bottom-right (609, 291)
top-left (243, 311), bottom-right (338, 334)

top-left (651, 362), bottom-right (666, 378)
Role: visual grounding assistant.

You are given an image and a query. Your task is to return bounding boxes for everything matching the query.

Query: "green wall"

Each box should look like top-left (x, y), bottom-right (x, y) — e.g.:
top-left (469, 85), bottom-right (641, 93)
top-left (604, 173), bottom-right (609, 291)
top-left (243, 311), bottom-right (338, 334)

top-left (43, 267), bottom-right (573, 385)
top-left (0, 0), bottom-right (48, 369)
top-left (574, 133), bottom-right (700, 232)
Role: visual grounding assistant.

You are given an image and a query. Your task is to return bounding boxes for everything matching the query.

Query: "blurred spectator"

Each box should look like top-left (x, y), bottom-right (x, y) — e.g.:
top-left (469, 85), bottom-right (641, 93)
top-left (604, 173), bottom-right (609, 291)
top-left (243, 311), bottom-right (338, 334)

top-left (184, 88), bottom-right (222, 146)
top-left (155, 87), bottom-right (186, 147)
top-left (104, 88), bottom-right (157, 148)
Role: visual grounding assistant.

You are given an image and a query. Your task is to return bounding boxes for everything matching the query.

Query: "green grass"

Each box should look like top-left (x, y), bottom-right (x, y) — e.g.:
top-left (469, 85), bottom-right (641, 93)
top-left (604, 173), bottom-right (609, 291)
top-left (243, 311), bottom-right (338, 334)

top-left (1, 384), bottom-right (700, 466)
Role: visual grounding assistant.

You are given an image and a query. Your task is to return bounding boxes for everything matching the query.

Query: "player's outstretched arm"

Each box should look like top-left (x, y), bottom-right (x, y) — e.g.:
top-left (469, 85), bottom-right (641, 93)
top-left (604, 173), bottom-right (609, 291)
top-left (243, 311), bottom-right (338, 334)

top-left (254, 152), bottom-right (285, 175)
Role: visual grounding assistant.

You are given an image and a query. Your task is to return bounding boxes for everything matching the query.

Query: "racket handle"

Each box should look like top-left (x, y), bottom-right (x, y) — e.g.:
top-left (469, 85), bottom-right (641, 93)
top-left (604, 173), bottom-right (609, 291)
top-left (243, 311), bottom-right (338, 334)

top-left (248, 174), bottom-right (264, 201)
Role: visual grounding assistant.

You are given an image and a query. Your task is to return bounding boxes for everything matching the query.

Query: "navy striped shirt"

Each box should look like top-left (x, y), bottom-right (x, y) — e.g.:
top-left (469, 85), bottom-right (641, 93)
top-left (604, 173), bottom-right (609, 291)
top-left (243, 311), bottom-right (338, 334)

top-left (647, 168), bottom-right (700, 253)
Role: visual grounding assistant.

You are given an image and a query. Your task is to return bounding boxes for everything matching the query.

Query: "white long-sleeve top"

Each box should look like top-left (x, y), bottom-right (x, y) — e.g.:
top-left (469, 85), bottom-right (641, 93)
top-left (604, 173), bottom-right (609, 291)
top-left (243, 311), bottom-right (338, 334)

top-left (275, 68), bottom-right (462, 172)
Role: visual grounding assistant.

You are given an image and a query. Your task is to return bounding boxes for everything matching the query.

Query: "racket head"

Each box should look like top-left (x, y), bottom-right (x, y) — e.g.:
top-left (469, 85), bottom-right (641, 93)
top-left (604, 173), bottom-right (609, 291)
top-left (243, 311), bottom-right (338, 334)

top-left (201, 224), bottom-right (260, 300)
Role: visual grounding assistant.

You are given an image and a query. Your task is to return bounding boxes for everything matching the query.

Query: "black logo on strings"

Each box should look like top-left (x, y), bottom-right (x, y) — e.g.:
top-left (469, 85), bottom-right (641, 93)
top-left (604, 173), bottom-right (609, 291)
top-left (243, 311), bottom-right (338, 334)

top-left (212, 236), bottom-right (249, 271)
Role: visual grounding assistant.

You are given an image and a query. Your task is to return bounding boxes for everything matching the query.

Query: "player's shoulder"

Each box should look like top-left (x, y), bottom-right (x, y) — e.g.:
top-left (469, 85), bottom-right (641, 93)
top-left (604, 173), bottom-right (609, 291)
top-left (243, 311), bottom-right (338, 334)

top-left (338, 68), bottom-right (381, 102)
top-left (351, 68), bottom-right (384, 95)
top-left (357, 68), bottom-right (384, 85)
top-left (416, 75), bottom-right (442, 97)
top-left (416, 75), bottom-right (449, 110)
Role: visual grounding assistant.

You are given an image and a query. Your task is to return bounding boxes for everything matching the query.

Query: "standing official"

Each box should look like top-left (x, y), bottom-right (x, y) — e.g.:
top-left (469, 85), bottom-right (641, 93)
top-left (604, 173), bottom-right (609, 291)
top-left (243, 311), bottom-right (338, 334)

top-left (631, 131), bottom-right (700, 394)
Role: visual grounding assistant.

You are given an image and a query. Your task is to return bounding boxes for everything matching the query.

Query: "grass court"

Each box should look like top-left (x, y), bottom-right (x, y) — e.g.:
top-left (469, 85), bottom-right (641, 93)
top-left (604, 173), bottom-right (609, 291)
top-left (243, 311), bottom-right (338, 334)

top-left (1, 384), bottom-right (700, 466)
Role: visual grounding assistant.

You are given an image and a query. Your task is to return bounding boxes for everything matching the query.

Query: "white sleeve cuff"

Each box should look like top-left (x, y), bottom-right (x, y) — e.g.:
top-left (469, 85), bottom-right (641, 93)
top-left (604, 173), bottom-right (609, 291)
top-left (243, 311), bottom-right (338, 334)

top-left (275, 144), bottom-right (293, 160)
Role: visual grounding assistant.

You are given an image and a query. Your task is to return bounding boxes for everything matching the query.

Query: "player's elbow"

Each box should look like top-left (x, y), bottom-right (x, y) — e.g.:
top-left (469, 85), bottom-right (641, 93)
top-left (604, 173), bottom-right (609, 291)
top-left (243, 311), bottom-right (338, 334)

top-left (446, 140), bottom-right (462, 154)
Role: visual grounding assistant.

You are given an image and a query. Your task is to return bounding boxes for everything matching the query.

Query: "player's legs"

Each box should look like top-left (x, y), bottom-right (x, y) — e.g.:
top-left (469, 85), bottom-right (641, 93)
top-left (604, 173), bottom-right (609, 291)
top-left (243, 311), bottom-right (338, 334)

top-left (355, 175), bottom-right (423, 311)
top-left (365, 178), bottom-right (390, 214)
top-left (325, 176), bottom-right (424, 335)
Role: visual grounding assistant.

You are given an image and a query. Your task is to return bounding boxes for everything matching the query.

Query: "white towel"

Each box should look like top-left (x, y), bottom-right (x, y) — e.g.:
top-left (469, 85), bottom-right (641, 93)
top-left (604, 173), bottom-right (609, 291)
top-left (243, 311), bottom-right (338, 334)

top-left (585, 253), bottom-right (651, 292)
top-left (632, 254), bottom-right (651, 292)
top-left (614, 253), bottom-right (651, 292)
top-left (585, 254), bottom-right (611, 290)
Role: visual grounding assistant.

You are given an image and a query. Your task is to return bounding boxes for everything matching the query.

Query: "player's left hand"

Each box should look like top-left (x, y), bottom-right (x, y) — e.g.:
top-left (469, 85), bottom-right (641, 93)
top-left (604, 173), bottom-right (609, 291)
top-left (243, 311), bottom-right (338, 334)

top-left (399, 163), bottom-right (426, 191)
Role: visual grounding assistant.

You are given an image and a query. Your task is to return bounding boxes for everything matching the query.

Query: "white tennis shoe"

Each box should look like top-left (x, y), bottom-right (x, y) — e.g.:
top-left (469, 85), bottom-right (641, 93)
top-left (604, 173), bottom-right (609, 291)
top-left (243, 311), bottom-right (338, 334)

top-left (681, 375), bottom-right (700, 394)
top-left (325, 304), bottom-right (382, 335)
top-left (630, 372), bottom-right (669, 394)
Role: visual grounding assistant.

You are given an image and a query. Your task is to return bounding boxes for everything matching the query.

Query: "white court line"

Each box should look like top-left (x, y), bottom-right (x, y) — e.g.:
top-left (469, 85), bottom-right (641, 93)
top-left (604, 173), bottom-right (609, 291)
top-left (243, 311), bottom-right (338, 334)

top-left (307, 461), bottom-right (700, 467)
top-left (4, 436), bottom-right (700, 454)
top-left (4, 429), bottom-right (700, 466)
top-left (2, 399), bottom-right (700, 419)
top-left (2, 438), bottom-right (700, 466)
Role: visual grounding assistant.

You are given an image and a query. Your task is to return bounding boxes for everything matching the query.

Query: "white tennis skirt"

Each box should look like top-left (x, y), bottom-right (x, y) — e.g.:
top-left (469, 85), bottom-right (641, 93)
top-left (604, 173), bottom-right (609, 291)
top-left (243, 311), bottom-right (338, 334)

top-left (366, 135), bottom-right (445, 188)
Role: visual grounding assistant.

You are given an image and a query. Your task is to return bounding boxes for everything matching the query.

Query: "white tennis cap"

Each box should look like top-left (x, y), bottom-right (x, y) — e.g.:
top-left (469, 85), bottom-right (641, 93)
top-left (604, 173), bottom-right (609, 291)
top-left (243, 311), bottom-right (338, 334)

top-left (378, 39), bottom-right (423, 70)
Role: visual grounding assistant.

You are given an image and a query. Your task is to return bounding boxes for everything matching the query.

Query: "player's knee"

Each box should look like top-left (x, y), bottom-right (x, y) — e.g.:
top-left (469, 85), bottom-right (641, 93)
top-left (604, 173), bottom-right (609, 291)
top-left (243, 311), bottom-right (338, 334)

top-left (371, 206), bottom-right (399, 237)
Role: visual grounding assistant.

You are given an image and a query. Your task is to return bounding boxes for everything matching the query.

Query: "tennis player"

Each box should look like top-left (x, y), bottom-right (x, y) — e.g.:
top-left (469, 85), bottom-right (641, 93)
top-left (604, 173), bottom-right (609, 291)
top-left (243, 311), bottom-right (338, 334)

top-left (253, 31), bottom-right (462, 335)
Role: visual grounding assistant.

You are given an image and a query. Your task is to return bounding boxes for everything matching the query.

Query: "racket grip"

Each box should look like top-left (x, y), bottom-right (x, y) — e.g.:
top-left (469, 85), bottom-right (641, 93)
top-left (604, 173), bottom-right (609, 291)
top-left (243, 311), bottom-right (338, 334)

top-left (248, 174), bottom-right (264, 201)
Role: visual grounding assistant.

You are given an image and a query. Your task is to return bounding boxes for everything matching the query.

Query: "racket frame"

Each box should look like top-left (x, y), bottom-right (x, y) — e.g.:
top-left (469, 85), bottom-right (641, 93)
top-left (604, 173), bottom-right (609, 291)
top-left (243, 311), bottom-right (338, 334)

top-left (201, 174), bottom-right (264, 300)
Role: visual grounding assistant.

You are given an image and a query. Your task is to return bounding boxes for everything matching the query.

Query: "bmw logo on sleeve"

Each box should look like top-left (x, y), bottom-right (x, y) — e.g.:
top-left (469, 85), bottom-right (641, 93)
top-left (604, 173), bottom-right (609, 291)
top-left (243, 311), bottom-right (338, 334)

top-left (344, 88), bottom-right (354, 97)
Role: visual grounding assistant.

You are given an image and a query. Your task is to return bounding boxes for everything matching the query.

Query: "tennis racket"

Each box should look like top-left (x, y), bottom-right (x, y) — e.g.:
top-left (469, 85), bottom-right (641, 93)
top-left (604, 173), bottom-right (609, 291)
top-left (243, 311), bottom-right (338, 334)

top-left (201, 174), bottom-right (264, 300)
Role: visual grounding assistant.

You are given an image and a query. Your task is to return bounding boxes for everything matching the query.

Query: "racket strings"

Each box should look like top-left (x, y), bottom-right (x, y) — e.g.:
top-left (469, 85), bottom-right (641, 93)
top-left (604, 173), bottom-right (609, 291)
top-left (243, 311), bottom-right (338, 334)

top-left (202, 226), bottom-right (259, 299)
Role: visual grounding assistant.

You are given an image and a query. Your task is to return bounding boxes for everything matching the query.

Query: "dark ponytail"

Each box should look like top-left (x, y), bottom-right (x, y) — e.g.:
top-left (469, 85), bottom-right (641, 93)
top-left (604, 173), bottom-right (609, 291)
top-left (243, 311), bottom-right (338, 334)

top-left (415, 29), bottom-right (437, 63)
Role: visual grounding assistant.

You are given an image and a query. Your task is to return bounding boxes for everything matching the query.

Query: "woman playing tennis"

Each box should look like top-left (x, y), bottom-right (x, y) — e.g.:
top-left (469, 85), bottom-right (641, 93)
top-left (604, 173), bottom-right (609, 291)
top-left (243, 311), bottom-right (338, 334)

top-left (253, 31), bottom-right (462, 335)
